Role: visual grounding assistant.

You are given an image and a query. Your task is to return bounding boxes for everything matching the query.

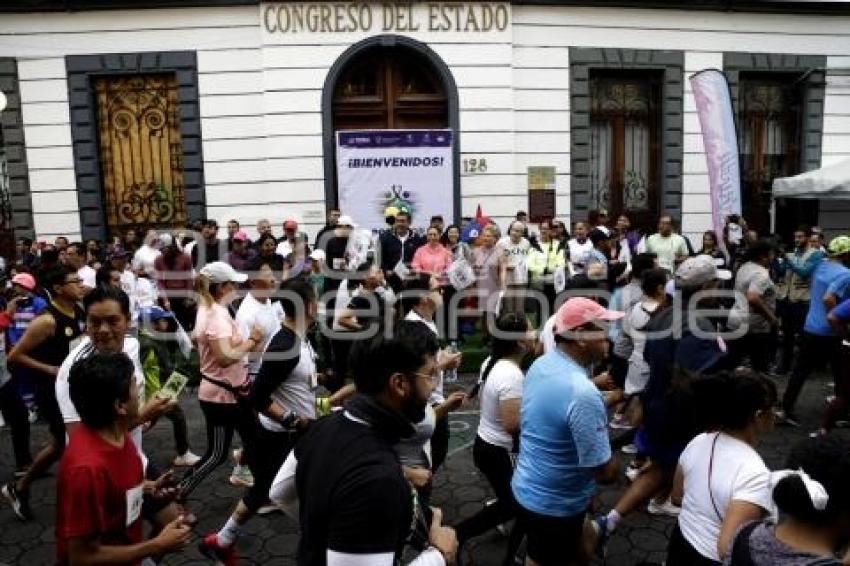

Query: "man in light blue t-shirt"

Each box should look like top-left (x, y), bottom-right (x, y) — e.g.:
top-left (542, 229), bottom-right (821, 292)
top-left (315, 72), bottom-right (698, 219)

top-left (780, 235), bottom-right (850, 427)
top-left (512, 297), bottom-right (621, 565)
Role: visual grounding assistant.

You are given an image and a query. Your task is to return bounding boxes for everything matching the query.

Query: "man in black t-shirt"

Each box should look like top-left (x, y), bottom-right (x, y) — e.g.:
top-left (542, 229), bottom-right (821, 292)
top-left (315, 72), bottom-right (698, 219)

top-left (337, 264), bottom-right (389, 333)
top-left (272, 321), bottom-right (458, 566)
top-left (190, 219), bottom-right (223, 269)
top-left (3, 265), bottom-right (85, 521)
top-left (314, 208), bottom-right (341, 249)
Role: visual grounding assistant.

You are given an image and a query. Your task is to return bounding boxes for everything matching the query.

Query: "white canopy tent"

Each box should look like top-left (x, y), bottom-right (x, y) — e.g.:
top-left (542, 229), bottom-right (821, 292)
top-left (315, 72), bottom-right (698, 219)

top-left (770, 158), bottom-right (850, 232)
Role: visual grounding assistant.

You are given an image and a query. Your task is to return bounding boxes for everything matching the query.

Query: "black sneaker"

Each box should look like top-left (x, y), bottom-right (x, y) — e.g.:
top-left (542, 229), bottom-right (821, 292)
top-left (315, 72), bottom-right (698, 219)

top-left (2, 483), bottom-right (32, 521)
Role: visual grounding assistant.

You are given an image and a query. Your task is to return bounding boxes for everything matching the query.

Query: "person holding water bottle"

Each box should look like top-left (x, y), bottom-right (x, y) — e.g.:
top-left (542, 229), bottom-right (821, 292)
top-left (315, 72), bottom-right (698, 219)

top-left (401, 274), bottom-right (465, 473)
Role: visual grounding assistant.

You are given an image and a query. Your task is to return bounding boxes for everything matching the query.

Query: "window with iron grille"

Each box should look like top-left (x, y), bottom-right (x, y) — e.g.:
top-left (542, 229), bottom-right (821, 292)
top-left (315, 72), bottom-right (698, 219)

top-left (737, 72), bottom-right (806, 235)
top-left (589, 70), bottom-right (662, 228)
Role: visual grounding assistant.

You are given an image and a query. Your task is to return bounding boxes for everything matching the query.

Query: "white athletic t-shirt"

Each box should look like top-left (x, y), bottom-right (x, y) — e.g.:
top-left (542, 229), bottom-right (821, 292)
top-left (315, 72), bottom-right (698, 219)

top-left (404, 310), bottom-right (444, 404)
top-left (539, 315), bottom-right (556, 354)
top-left (55, 336), bottom-right (146, 454)
top-left (78, 265), bottom-right (97, 290)
top-left (476, 357), bottom-right (523, 450)
top-left (567, 238), bottom-right (594, 274)
top-left (678, 432), bottom-right (772, 561)
top-left (235, 292), bottom-right (283, 375)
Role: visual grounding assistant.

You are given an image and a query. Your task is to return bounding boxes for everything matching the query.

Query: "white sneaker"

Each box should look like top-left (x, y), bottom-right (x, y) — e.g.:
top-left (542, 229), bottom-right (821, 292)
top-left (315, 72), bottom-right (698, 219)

top-left (647, 499), bottom-right (681, 517)
top-left (257, 502), bottom-right (281, 515)
top-left (625, 463), bottom-right (642, 483)
top-left (172, 450), bottom-right (201, 467)
top-left (621, 443), bottom-right (638, 454)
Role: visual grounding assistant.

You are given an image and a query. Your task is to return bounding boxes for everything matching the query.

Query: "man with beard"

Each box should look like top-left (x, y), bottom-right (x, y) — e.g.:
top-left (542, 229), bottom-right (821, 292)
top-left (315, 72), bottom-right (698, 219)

top-left (190, 219), bottom-right (223, 270)
top-left (274, 320), bottom-right (458, 566)
top-left (314, 208), bottom-right (341, 247)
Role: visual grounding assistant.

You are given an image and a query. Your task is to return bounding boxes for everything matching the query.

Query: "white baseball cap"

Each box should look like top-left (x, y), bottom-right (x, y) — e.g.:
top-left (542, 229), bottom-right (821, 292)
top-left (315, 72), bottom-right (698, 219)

top-left (337, 215), bottom-right (356, 227)
top-left (675, 255), bottom-right (732, 287)
top-left (199, 261), bottom-right (248, 284)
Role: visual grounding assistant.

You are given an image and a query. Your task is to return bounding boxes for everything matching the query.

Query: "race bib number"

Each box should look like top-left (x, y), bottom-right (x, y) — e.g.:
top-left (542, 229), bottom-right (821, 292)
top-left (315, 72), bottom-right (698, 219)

top-left (125, 483), bottom-right (144, 527)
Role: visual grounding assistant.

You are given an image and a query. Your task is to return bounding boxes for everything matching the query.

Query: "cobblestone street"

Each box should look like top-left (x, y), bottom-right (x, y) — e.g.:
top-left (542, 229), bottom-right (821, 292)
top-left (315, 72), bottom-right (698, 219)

top-left (0, 370), bottom-right (844, 566)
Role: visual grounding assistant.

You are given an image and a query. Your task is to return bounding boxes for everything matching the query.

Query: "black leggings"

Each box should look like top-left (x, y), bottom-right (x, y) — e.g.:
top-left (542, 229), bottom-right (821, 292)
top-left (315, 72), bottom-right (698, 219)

top-left (783, 333), bottom-right (842, 415)
top-left (242, 425), bottom-right (296, 512)
top-left (454, 436), bottom-right (524, 565)
top-left (178, 400), bottom-right (256, 499)
top-left (667, 523), bottom-right (721, 565)
top-left (34, 377), bottom-right (66, 449)
top-left (0, 377), bottom-right (31, 471)
top-left (430, 413), bottom-right (449, 473)
top-left (162, 403), bottom-right (190, 456)
top-left (728, 331), bottom-right (776, 373)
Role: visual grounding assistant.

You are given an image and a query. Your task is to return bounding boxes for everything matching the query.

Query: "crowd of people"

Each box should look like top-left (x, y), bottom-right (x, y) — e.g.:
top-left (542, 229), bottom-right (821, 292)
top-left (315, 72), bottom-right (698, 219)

top-left (0, 207), bottom-right (848, 565)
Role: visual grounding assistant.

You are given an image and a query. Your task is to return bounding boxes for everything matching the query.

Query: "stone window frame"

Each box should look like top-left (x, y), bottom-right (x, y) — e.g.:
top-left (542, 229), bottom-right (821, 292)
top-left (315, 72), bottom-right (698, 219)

top-left (723, 53), bottom-right (826, 176)
top-left (66, 51), bottom-right (205, 241)
top-left (569, 48), bottom-right (684, 229)
top-left (0, 58), bottom-right (35, 239)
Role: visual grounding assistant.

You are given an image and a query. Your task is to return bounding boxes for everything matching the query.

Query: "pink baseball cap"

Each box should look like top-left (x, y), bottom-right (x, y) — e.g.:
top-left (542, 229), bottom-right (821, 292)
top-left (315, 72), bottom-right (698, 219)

top-left (283, 219), bottom-right (298, 231)
top-left (232, 230), bottom-right (249, 242)
top-left (555, 297), bottom-right (623, 334)
top-left (11, 273), bottom-right (37, 291)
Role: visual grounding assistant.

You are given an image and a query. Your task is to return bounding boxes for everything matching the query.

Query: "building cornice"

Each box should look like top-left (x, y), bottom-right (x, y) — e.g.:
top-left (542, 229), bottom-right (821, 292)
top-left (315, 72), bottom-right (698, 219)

top-left (1, 0), bottom-right (849, 15)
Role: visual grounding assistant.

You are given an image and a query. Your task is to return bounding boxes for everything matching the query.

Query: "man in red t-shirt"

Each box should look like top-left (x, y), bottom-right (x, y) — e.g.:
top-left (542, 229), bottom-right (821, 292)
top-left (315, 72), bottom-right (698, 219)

top-left (56, 352), bottom-right (190, 565)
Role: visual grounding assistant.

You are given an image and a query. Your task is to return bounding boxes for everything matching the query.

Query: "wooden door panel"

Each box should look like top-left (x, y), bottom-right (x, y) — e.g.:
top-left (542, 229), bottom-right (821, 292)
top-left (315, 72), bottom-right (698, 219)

top-left (330, 48), bottom-right (450, 206)
top-left (332, 49), bottom-right (448, 132)
top-left (95, 74), bottom-right (187, 236)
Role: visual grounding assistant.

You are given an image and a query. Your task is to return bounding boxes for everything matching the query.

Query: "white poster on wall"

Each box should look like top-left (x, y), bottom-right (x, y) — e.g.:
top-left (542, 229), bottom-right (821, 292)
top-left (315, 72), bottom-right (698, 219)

top-left (336, 129), bottom-right (453, 232)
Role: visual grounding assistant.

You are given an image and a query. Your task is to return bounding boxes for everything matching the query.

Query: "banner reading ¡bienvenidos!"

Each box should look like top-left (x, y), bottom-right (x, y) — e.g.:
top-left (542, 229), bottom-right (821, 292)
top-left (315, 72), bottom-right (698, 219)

top-left (336, 130), bottom-right (453, 231)
top-left (689, 69), bottom-right (742, 258)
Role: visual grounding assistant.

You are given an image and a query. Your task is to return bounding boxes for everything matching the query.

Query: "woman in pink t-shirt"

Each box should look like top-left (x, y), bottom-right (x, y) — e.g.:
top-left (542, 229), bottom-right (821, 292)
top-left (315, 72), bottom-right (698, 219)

top-left (177, 262), bottom-right (265, 499)
top-left (412, 226), bottom-right (454, 279)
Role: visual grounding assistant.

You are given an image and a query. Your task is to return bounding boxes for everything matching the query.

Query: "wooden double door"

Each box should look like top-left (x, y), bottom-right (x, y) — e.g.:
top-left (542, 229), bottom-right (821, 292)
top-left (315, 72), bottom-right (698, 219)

top-left (95, 73), bottom-right (187, 236)
top-left (333, 48), bottom-right (449, 132)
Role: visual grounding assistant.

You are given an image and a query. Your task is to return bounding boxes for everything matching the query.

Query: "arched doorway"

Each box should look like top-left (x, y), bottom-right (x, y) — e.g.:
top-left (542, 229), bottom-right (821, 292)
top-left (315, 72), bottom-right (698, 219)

top-left (322, 35), bottom-right (460, 220)
top-left (333, 49), bottom-right (448, 130)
